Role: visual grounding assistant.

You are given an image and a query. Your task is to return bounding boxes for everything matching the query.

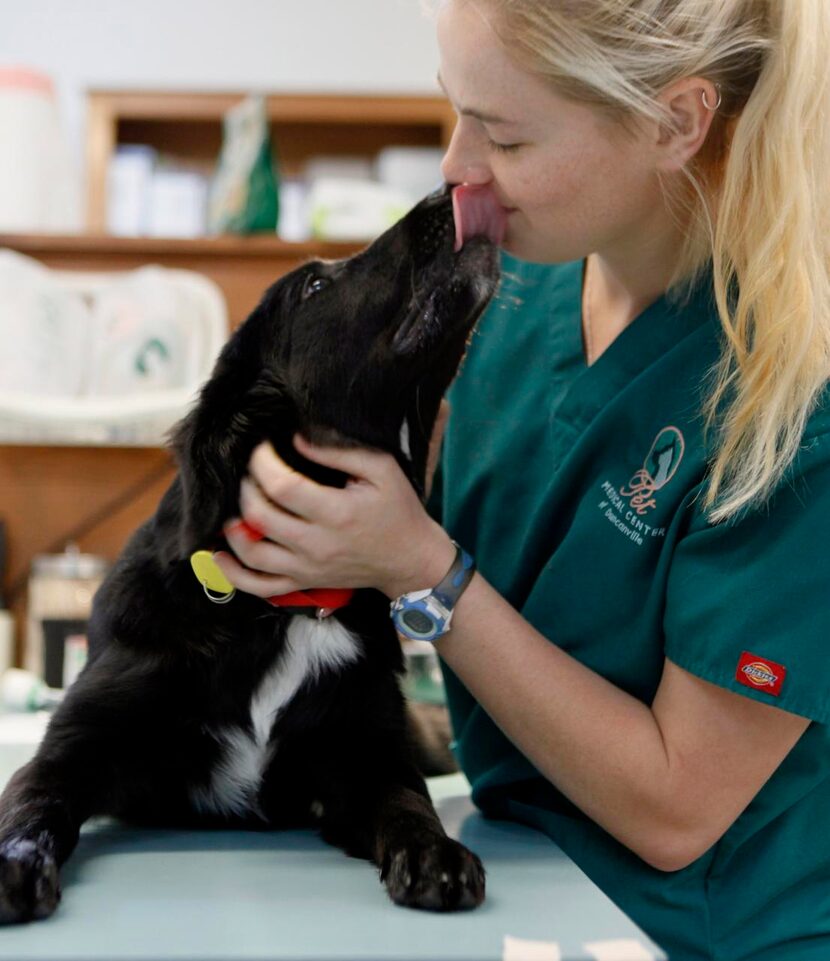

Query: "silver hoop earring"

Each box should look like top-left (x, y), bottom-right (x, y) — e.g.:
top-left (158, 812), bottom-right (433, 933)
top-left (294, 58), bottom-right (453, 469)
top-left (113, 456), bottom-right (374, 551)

top-left (702, 85), bottom-right (722, 111)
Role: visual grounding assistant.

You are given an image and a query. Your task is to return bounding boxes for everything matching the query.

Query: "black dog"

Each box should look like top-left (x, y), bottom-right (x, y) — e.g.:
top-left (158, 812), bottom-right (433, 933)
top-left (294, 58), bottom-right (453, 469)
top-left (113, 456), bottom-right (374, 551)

top-left (0, 186), bottom-right (500, 922)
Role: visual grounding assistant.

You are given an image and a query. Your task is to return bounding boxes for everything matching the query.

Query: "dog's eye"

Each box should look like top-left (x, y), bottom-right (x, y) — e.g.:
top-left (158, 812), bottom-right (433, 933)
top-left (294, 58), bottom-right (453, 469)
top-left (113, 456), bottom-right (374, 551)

top-left (302, 275), bottom-right (332, 300)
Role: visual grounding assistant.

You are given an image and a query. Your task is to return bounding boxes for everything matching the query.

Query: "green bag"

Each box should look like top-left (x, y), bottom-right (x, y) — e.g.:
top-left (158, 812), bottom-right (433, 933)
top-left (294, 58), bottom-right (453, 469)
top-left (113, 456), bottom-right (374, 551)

top-left (208, 94), bottom-right (279, 234)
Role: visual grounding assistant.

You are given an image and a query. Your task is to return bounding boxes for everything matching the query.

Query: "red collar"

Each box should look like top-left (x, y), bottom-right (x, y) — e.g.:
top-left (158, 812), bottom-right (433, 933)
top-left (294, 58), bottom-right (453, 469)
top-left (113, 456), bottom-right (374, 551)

top-left (266, 587), bottom-right (354, 612)
top-left (228, 520), bottom-right (354, 617)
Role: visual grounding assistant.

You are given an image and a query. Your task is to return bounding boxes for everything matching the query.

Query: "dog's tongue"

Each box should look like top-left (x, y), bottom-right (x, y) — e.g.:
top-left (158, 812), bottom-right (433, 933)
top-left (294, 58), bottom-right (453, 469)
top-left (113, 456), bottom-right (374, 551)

top-left (452, 184), bottom-right (507, 252)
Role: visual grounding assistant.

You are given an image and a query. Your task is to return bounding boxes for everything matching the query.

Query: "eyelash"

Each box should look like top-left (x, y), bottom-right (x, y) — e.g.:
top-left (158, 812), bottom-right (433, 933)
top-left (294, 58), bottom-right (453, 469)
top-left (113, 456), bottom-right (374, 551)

top-left (487, 139), bottom-right (523, 154)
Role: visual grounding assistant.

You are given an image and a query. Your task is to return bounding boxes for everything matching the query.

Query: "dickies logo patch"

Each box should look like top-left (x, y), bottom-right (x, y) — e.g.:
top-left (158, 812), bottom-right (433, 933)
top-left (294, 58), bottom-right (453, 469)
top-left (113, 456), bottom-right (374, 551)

top-left (736, 652), bottom-right (786, 696)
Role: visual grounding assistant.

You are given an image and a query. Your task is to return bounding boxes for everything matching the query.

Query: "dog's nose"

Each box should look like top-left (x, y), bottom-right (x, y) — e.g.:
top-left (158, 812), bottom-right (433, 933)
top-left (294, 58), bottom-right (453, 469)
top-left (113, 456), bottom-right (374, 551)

top-left (409, 187), bottom-right (455, 264)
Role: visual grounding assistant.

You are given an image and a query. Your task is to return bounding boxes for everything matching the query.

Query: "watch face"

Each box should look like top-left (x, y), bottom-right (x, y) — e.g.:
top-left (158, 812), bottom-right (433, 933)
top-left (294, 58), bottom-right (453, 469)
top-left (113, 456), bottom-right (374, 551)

top-left (401, 608), bottom-right (437, 638)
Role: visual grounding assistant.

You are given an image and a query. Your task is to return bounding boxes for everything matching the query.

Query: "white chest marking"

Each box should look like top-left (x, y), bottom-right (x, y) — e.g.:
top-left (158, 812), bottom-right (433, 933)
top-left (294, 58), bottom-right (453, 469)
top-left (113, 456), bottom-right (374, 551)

top-left (191, 616), bottom-right (361, 819)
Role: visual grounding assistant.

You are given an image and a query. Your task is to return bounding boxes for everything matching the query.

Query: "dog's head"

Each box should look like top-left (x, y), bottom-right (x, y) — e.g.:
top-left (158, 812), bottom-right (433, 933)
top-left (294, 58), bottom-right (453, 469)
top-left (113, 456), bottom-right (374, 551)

top-left (173, 186), bottom-right (501, 550)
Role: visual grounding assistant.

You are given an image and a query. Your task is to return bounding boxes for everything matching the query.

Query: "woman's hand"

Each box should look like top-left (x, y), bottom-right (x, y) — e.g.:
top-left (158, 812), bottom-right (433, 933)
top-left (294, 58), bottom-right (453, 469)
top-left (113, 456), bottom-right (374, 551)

top-left (212, 434), bottom-right (456, 601)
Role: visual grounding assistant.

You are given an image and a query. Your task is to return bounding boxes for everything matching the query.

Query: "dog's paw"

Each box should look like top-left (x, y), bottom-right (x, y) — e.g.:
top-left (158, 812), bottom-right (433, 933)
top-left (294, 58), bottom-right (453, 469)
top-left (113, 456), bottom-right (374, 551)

top-left (381, 837), bottom-right (485, 911)
top-left (0, 836), bottom-right (61, 924)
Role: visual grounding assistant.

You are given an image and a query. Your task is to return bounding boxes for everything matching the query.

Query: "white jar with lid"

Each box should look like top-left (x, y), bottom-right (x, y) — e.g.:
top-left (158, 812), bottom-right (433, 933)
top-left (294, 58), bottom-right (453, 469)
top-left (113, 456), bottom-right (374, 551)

top-left (0, 66), bottom-right (82, 232)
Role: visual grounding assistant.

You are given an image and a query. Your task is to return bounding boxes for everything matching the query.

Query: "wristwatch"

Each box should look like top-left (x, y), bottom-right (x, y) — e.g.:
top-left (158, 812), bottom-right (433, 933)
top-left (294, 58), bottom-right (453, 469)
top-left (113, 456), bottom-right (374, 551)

top-left (390, 541), bottom-right (476, 642)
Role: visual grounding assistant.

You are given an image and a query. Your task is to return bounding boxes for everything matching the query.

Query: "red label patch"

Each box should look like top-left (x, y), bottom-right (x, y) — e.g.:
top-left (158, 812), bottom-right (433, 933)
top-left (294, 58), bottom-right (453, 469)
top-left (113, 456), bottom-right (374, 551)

top-left (736, 652), bottom-right (786, 696)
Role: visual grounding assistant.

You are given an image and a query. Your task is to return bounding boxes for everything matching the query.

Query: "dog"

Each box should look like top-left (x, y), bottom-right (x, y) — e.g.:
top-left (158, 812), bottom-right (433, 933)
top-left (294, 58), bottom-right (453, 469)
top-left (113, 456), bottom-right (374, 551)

top-left (0, 185), bottom-right (502, 922)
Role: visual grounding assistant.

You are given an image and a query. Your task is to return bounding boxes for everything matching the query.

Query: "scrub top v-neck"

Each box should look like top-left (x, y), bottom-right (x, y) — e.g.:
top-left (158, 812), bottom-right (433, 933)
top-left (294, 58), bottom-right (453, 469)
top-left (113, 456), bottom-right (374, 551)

top-left (432, 252), bottom-right (830, 961)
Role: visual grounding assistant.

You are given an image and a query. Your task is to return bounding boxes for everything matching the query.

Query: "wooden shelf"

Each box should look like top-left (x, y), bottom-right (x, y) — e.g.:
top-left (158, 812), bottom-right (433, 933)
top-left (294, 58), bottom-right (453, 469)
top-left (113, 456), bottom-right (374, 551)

top-left (0, 232), bottom-right (362, 331)
top-left (89, 89), bottom-right (454, 124)
top-left (0, 232), bottom-right (357, 259)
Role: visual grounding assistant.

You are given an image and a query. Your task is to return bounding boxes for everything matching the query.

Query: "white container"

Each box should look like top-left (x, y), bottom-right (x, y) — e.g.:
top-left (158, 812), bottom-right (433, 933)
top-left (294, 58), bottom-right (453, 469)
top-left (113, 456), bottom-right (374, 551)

top-left (0, 66), bottom-right (82, 233)
top-left (309, 178), bottom-right (413, 242)
top-left (375, 147), bottom-right (445, 203)
top-left (277, 179), bottom-right (310, 242)
top-left (304, 155), bottom-right (374, 185)
top-left (0, 249), bottom-right (229, 446)
top-left (106, 145), bottom-right (157, 236)
top-left (147, 169), bottom-right (208, 238)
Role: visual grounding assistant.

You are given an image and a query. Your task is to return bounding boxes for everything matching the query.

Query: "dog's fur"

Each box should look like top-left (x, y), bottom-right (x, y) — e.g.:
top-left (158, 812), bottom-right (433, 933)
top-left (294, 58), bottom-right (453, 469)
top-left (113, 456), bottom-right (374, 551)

top-left (0, 187), bottom-right (500, 922)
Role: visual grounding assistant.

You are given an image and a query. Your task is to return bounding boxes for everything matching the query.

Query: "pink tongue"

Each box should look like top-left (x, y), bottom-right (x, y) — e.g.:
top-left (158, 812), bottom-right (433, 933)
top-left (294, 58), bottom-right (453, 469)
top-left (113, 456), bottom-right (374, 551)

top-left (452, 184), bottom-right (507, 252)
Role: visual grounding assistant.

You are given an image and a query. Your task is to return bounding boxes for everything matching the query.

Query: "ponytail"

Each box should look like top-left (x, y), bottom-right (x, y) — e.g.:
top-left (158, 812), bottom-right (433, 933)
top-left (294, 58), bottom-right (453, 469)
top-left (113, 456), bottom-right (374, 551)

top-left (703, 0), bottom-right (830, 520)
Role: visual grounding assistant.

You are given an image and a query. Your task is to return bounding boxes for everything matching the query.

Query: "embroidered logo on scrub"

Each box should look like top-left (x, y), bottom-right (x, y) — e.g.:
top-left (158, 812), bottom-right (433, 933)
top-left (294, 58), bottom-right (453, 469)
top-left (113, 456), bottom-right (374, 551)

top-left (619, 426), bottom-right (686, 516)
top-left (736, 651), bottom-right (786, 696)
top-left (597, 426), bottom-right (685, 546)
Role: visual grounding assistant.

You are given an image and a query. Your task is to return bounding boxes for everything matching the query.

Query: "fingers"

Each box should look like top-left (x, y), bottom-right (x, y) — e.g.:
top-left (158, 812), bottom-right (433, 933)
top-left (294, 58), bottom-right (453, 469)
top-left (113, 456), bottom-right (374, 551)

top-left (248, 442), bottom-right (333, 520)
top-left (212, 549), bottom-right (300, 599)
top-left (240, 476), bottom-right (308, 541)
top-left (246, 437), bottom-right (394, 515)
top-left (292, 434), bottom-right (393, 486)
top-left (217, 437), bottom-right (408, 599)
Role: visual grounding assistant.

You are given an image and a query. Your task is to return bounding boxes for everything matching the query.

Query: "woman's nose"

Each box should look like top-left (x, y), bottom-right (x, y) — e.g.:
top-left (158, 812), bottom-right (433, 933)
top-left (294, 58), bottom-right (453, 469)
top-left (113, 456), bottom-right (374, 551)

top-left (441, 121), bottom-right (492, 186)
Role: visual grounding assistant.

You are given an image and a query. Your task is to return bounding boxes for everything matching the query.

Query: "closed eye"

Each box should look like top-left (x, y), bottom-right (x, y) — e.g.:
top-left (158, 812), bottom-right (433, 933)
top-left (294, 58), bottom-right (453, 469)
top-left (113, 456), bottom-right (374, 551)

top-left (487, 139), bottom-right (523, 154)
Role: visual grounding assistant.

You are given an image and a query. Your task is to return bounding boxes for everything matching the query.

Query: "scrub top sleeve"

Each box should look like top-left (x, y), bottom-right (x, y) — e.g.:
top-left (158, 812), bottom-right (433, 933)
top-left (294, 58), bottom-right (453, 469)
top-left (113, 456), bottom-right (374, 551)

top-left (663, 434), bottom-right (830, 724)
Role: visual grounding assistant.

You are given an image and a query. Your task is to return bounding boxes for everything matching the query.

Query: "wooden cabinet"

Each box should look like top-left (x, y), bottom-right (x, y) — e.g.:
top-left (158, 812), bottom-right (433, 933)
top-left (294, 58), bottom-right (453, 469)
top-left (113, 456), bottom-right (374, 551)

top-left (0, 90), bottom-right (455, 665)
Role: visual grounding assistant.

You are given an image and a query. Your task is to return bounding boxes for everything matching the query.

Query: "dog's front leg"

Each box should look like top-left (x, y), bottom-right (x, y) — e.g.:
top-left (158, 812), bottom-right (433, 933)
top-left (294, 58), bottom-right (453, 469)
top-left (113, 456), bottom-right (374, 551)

top-left (317, 774), bottom-right (486, 911)
top-left (372, 782), bottom-right (486, 911)
top-left (0, 649), bottom-right (156, 924)
top-left (0, 754), bottom-right (83, 924)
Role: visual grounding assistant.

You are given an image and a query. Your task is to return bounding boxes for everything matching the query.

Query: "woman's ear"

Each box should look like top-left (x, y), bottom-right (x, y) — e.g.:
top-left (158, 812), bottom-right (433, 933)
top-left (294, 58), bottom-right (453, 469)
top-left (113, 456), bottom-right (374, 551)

top-left (654, 77), bottom-right (719, 172)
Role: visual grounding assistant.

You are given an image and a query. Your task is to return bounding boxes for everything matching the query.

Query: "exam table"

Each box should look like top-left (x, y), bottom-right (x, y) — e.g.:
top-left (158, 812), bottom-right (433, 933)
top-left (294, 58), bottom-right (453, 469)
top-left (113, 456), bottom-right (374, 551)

top-left (0, 712), bottom-right (664, 961)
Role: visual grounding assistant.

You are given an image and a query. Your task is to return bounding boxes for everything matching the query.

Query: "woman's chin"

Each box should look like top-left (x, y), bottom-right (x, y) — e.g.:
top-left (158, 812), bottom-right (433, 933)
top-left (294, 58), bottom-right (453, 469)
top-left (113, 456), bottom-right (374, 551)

top-left (502, 229), bottom-right (584, 266)
top-left (502, 239), bottom-right (560, 266)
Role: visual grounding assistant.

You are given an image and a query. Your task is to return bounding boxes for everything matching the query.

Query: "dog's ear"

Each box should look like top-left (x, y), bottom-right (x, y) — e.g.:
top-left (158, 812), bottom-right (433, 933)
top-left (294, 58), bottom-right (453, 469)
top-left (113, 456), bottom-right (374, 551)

top-left (170, 313), bottom-right (297, 552)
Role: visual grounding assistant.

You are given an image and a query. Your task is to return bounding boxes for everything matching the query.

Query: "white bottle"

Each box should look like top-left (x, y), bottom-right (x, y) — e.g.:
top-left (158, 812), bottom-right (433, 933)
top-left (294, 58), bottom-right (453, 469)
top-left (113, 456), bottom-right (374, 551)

top-left (0, 66), bottom-right (82, 232)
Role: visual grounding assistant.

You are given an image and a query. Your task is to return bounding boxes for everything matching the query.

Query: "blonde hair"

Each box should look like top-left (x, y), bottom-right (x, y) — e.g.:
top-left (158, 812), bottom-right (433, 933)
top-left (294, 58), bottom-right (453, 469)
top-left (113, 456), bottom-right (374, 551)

top-left (440, 0), bottom-right (830, 522)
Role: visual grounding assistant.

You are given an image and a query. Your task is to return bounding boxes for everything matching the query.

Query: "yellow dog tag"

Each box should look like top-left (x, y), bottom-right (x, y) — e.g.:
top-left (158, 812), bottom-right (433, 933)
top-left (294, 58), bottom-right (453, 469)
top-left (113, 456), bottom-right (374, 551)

top-left (190, 550), bottom-right (236, 603)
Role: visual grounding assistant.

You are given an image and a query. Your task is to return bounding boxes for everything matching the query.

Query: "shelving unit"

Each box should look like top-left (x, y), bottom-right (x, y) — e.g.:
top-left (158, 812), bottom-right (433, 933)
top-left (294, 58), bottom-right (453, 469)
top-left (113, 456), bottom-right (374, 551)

top-left (0, 89), bottom-right (456, 665)
top-left (85, 89), bottom-right (455, 232)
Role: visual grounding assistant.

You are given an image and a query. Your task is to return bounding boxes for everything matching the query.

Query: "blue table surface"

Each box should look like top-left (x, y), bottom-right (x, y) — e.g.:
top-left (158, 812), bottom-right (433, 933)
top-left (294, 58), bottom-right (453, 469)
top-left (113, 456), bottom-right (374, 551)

top-left (0, 713), bottom-right (665, 961)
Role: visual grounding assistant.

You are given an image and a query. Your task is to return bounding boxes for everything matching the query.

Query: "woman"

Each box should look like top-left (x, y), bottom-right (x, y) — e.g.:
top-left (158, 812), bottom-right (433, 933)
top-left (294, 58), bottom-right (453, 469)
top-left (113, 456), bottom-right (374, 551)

top-left (214, 2), bottom-right (830, 958)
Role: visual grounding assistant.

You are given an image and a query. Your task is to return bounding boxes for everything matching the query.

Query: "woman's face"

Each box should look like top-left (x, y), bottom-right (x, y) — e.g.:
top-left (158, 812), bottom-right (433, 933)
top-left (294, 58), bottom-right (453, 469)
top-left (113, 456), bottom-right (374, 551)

top-left (437, 0), bottom-right (667, 264)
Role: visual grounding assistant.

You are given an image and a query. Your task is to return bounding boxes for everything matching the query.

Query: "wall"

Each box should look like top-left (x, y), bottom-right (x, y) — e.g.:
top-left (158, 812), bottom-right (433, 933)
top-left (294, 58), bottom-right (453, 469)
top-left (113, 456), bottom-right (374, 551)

top-left (1, 0), bottom-right (440, 167)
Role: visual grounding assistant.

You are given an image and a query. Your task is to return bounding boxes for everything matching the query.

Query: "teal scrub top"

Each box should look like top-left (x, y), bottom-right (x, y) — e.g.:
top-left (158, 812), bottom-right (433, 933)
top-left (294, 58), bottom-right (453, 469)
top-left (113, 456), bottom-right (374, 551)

top-left (432, 254), bottom-right (830, 961)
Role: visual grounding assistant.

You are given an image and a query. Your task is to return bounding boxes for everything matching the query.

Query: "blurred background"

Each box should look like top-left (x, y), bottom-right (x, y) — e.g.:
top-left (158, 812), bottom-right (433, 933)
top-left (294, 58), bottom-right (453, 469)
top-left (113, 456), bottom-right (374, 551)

top-left (0, 0), bottom-right (448, 706)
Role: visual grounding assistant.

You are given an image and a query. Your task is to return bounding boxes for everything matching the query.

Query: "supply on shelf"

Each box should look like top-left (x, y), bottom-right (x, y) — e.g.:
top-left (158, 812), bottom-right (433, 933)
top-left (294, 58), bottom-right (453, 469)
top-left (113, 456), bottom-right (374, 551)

top-left (208, 94), bottom-right (279, 235)
top-left (0, 66), bottom-right (82, 233)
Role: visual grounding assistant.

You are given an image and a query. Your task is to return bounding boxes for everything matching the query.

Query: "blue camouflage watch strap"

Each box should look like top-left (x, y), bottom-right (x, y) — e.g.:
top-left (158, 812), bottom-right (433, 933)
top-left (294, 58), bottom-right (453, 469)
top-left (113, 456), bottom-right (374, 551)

top-left (432, 541), bottom-right (476, 610)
